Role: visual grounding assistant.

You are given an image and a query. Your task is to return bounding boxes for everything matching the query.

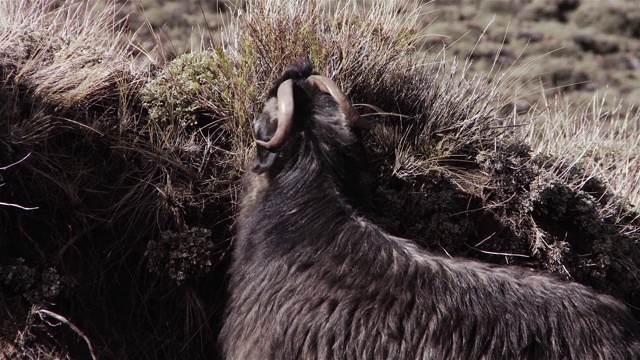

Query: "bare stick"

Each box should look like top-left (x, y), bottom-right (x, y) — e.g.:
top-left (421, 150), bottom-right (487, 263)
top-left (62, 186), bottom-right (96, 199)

top-left (1, 153), bottom-right (38, 210)
top-left (0, 201), bottom-right (38, 210)
top-left (0, 152), bottom-right (31, 170)
top-left (35, 309), bottom-right (98, 360)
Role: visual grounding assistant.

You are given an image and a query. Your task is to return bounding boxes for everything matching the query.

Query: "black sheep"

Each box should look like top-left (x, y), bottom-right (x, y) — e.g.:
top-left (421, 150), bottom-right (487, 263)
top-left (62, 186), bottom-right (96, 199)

top-left (221, 62), bottom-right (640, 360)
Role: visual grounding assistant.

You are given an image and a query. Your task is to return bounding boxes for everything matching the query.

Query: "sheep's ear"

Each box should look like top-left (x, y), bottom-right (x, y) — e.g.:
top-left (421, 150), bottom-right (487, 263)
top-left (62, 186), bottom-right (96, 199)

top-left (253, 146), bottom-right (278, 173)
top-left (252, 102), bottom-right (280, 173)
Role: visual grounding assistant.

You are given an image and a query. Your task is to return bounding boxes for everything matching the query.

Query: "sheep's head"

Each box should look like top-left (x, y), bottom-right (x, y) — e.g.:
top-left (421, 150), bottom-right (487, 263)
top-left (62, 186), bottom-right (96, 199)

top-left (255, 75), bottom-right (369, 151)
top-left (252, 63), bottom-right (370, 176)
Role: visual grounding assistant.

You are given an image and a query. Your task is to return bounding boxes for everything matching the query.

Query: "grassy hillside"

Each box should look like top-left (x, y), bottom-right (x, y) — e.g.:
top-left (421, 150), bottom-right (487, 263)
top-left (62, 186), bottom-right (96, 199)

top-left (1, 0), bottom-right (639, 358)
top-left (116, 0), bottom-right (640, 111)
top-left (119, 0), bottom-right (640, 208)
top-left (417, 0), bottom-right (640, 110)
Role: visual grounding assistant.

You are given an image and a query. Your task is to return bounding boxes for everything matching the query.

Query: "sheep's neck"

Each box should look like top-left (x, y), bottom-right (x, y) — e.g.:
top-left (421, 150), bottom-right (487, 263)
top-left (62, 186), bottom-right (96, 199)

top-left (256, 152), bottom-right (362, 243)
top-left (272, 164), bottom-right (354, 228)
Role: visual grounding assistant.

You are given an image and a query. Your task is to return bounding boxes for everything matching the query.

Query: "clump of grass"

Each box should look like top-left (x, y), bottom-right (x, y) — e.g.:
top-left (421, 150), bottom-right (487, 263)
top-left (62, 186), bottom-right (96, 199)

top-left (518, 92), bottom-right (640, 295)
top-left (572, 1), bottom-right (640, 38)
top-left (527, 93), bottom-right (640, 209)
top-left (519, 0), bottom-right (580, 22)
top-left (0, 0), bottom-right (134, 114)
top-left (572, 27), bottom-right (624, 55)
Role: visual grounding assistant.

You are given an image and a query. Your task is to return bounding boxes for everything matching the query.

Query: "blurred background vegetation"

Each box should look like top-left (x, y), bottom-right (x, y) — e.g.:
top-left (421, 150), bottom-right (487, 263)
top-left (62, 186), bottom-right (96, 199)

top-left (119, 0), bottom-right (640, 112)
top-left (417, 0), bottom-right (639, 112)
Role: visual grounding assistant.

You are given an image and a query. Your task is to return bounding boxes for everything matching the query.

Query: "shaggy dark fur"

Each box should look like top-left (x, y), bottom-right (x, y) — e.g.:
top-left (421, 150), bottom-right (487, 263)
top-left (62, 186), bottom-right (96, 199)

top-left (221, 62), bottom-right (640, 360)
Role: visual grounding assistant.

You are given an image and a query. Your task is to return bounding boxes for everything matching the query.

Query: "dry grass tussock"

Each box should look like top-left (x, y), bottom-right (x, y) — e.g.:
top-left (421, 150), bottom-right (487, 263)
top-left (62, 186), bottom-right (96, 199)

top-left (527, 94), bottom-right (640, 210)
top-left (1, 0), bottom-right (639, 358)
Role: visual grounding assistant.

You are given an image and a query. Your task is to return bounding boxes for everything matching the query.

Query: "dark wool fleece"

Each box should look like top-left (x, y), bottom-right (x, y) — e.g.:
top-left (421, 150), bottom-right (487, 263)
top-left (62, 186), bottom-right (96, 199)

top-left (221, 61), bottom-right (640, 360)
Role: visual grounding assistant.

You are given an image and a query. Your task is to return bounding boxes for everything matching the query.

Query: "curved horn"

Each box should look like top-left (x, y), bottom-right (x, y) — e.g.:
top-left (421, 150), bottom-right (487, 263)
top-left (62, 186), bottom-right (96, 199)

top-left (306, 75), bottom-right (371, 130)
top-left (256, 79), bottom-right (295, 150)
